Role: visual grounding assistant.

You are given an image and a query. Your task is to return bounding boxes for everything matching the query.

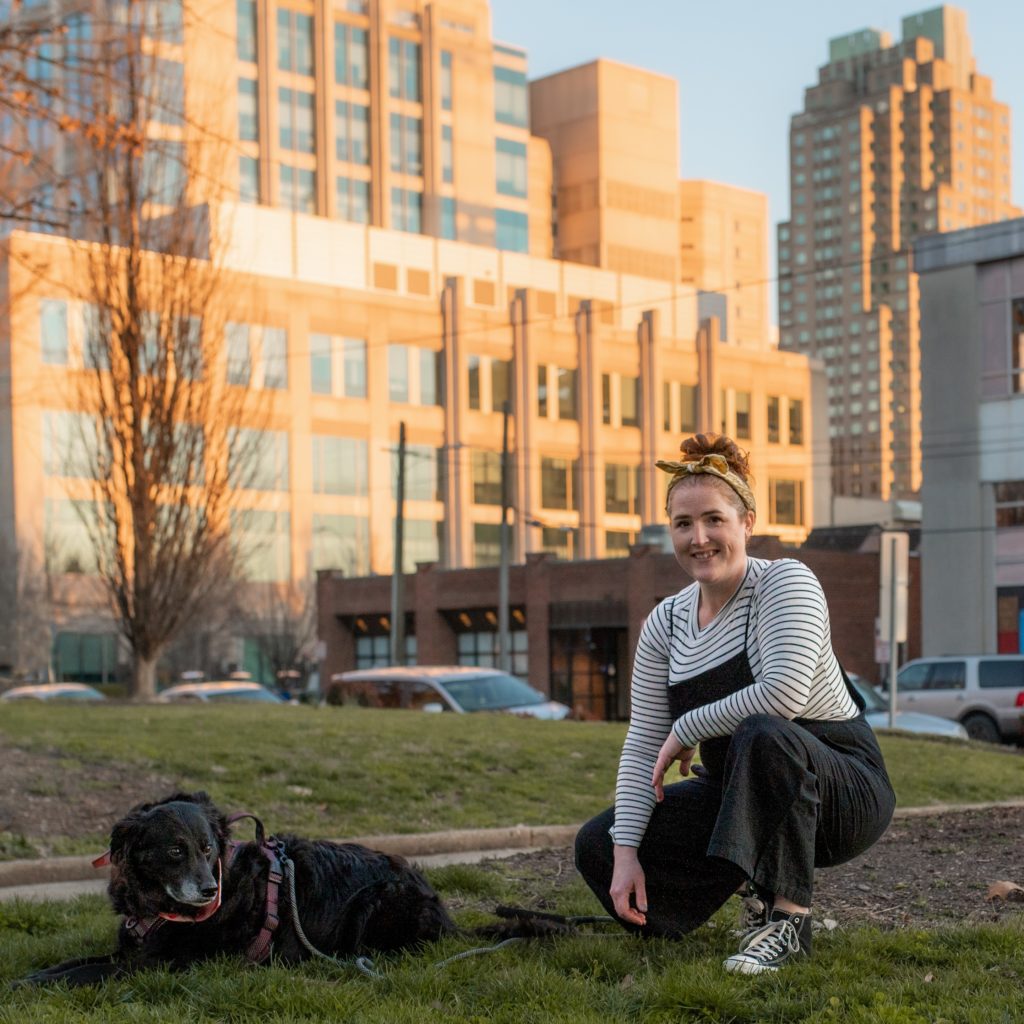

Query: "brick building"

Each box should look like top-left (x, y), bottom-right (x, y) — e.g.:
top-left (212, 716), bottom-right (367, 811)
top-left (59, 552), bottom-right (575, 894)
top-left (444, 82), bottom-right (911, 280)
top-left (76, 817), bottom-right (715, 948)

top-left (317, 538), bottom-right (922, 720)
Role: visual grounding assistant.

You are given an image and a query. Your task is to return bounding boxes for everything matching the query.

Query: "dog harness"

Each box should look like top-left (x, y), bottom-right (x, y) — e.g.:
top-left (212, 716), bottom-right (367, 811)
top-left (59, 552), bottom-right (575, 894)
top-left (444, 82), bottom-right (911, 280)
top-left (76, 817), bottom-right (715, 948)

top-left (91, 811), bottom-right (286, 962)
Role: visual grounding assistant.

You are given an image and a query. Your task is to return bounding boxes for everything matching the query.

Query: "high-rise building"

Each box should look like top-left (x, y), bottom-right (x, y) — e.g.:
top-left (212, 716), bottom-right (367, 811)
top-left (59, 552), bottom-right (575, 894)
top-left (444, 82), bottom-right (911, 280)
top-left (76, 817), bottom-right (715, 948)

top-left (778, 5), bottom-right (1019, 500)
top-left (679, 180), bottom-right (771, 349)
top-left (0, 0), bottom-right (825, 684)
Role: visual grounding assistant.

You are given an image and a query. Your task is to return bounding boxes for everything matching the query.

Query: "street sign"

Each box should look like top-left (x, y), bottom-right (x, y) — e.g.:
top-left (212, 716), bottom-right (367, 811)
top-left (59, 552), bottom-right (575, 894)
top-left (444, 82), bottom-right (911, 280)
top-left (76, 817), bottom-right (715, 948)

top-left (878, 531), bottom-right (909, 644)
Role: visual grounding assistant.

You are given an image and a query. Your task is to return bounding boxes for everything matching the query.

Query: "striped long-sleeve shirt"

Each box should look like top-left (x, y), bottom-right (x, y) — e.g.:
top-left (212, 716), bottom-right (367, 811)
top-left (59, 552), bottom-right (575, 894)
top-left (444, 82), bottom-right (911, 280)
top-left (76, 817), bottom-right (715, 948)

top-left (610, 556), bottom-right (859, 848)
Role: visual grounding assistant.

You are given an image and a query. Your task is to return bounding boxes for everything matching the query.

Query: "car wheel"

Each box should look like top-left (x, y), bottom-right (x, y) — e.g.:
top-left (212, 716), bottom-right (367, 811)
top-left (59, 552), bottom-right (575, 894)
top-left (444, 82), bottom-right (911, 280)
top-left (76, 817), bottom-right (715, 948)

top-left (962, 713), bottom-right (1000, 744)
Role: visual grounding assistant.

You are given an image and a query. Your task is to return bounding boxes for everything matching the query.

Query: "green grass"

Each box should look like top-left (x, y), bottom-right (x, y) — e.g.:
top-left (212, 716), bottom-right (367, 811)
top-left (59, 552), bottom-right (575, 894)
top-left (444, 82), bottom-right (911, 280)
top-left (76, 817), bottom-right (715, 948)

top-left (2, 705), bottom-right (1024, 1021)
top-left (3, 882), bottom-right (1024, 1023)
top-left (0, 703), bottom-right (1022, 859)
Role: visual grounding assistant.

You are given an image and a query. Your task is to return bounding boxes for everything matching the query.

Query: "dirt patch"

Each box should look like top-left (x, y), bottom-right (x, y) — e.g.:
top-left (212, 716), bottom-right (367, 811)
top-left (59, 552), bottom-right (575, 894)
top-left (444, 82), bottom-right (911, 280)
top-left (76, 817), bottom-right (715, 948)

top-left (472, 805), bottom-right (1024, 932)
top-left (0, 736), bottom-right (177, 855)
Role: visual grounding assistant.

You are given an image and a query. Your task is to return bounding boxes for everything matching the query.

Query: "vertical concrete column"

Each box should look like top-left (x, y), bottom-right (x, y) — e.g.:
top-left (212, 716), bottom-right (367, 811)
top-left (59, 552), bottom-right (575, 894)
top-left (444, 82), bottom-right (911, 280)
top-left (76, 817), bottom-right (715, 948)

top-left (440, 276), bottom-right (465, 567)
top-left (637, 308), bottom-right (660, 524)
top-left (575, 300), bottom-right (598, 559)
top-left (369, 0), bottom-right (387, 226)
top-left (420, 5), bottom-right (438, 236)
top-left (696, 315), bottom-right (720, 434)
top-left (510, 288), bottom-right (531, 560)
top-left (524, 552), bottom-right (553, 696)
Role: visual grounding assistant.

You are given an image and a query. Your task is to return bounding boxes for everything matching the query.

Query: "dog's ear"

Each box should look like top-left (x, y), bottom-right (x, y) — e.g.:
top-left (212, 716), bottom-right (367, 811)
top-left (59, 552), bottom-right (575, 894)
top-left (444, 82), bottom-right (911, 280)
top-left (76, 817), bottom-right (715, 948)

top-left (109, 808), bottom-right (145, 867)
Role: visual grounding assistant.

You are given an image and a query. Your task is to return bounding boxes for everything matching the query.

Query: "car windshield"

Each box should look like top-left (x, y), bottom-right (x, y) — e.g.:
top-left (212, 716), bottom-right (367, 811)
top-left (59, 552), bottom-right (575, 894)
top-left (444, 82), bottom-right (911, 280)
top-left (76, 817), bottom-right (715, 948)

top-left (205, 688), bottom-right (280, 702)
top-left (441, 673), bottom-right (545, 711)
top-left (58, 688), bottom-right (104, 700)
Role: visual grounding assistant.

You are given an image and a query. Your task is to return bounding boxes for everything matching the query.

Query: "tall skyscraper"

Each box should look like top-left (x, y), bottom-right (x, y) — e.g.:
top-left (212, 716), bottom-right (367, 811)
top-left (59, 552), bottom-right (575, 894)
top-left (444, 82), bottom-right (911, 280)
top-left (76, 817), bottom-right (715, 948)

top-left (778, 5), bottom-right (1019, 500)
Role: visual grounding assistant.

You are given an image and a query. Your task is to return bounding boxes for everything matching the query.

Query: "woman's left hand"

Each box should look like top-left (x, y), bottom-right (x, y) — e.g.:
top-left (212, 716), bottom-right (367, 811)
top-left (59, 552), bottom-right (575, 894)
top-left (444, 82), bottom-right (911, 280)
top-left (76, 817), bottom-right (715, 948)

top-left (651, 734), bottom-right (697, 802)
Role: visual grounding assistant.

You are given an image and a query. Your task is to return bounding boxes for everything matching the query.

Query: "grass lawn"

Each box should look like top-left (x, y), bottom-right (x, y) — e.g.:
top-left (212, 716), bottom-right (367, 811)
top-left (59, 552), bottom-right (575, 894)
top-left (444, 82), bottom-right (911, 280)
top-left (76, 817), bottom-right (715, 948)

top-left (1, 703), bottom-right (1022, 859)
top-left (1, 705), bottom-right (1023, 1021)
top-left (3, 872), bottom-right (1024, 1023)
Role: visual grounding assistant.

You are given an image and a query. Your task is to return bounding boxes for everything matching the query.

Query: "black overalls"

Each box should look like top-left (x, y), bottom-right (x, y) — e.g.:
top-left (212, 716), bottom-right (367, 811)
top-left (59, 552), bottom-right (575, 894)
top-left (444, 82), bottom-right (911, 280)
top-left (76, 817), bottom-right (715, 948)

top-left (575, 600), bottom-right (896, 938)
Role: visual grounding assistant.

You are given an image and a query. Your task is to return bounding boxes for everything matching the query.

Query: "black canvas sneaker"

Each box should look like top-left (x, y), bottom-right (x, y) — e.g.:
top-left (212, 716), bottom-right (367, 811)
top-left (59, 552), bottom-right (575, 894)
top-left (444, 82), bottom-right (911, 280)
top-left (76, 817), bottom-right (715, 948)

top-left (723, 910), bottom-right (812, 975)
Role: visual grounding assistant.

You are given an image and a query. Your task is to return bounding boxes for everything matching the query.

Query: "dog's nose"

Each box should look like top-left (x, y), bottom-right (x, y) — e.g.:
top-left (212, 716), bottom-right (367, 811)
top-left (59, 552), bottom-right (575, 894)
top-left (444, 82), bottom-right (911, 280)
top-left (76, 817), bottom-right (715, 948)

top-left (200, 884), bottom-right (219, 900)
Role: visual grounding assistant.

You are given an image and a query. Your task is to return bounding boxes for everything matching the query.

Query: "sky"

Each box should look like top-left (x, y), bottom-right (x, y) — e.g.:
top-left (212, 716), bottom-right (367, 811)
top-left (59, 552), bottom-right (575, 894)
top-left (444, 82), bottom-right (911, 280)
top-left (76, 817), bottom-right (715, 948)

top-left (489, 0), bottom-right (1024, 269)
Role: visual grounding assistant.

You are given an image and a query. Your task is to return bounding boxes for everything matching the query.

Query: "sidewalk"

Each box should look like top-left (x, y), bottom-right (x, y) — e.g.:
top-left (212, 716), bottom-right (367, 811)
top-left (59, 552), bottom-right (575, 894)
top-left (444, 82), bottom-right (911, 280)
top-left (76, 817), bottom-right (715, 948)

top-left (4, 799), bottom-right (1024, 904)
top-left (0, 823), bottom-right (579, 903)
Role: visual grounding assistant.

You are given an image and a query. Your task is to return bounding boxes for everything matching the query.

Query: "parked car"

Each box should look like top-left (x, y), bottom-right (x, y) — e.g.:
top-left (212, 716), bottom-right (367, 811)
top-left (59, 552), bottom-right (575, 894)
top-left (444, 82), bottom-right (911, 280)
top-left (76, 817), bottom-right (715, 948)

top-left (328, 666), bottom-right (572, 720)
top-left (877, 655), bottom-right (1024, 744)
top-left (0, 683), bottom-right (106, 702)
top-left (157, 681), bottom-right (285, 704)
top-left (847, 675), bottom-right (968, 741)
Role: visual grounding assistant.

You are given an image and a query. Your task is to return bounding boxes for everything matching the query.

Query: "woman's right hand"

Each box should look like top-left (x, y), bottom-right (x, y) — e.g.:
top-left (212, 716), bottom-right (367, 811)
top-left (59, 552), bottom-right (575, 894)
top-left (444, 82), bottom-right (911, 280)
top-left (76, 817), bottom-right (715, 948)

top-left (610, 846), bottom-right (648, 927)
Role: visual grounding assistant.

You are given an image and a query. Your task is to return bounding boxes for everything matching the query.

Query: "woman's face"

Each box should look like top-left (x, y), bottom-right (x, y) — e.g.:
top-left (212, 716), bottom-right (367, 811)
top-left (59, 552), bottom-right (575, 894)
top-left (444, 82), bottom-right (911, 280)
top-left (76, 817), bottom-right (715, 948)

top-left (667, 478), bottom-right (754, 592)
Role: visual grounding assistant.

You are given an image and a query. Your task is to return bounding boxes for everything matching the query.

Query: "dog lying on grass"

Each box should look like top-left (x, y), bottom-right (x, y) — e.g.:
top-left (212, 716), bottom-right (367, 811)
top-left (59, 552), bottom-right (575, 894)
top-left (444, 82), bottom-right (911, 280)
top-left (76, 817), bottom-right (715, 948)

top-left (22, 790), bottom-right (538, 987)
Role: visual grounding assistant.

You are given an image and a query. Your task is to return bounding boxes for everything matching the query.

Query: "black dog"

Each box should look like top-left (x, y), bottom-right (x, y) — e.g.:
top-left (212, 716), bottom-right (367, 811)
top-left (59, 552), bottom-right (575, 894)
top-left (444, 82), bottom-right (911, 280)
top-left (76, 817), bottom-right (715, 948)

top-left (21, 791), bottom-right (465, 987)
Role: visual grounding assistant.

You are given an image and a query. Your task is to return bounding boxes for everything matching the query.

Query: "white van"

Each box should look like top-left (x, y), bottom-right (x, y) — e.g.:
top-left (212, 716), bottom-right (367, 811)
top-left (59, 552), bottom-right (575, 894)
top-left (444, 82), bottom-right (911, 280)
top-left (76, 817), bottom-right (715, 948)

top-left (882, 655), bottom-right (1024, 744)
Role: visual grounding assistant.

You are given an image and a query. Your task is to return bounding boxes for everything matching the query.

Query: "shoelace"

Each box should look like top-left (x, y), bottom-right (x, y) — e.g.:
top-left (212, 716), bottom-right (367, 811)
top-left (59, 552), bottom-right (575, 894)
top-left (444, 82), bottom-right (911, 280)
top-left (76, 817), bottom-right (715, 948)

top-left (736, 918), bottom-right (800, 962)
top-left (737, 894), bottom-right (767, 936)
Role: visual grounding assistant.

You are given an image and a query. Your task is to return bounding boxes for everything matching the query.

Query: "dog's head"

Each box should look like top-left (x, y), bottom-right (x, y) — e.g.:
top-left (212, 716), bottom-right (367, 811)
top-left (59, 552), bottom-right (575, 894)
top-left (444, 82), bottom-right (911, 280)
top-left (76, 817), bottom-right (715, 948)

top-left (107, 791), bottom-right (230, 919)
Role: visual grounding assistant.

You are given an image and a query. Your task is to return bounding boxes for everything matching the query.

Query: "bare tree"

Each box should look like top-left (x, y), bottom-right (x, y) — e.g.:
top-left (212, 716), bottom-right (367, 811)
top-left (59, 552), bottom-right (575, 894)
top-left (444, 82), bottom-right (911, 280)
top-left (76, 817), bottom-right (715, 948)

top-left (231, 582), bottom-right (318, 695)
top-left (0, 533), bottom-right (53, 680)
top-left (30, 0), bottom-right (267, 698)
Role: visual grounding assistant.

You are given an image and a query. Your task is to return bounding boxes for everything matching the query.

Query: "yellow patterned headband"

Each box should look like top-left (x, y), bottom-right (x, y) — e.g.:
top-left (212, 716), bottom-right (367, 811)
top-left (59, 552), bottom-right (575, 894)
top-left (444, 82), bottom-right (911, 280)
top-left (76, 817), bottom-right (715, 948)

top-left (655, 454), bottom-right (757, 513)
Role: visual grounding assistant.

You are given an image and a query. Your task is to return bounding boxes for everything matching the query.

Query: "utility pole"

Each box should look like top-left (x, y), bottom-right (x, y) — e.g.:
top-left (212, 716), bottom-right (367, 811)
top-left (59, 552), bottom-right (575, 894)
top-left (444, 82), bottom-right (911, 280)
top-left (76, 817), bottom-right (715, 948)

top-left (497, 402), bottom-right (511, 673)
top-left (390, 421), bottom-right (407, 666)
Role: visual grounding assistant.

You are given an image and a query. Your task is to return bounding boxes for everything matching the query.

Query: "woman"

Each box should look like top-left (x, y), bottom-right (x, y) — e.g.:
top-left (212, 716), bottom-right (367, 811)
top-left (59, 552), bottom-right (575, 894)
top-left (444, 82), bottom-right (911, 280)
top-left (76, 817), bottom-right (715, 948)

top-left (575, 433), bottom-right (895, 975)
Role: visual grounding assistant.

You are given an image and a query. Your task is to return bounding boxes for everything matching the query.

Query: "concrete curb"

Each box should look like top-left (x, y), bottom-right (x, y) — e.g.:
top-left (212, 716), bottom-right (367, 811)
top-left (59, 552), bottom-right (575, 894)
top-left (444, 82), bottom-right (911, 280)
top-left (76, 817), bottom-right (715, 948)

top-left (0, 823), bottom-right (581, 889)
top-left (2, 799), bottom-right (1023, 890)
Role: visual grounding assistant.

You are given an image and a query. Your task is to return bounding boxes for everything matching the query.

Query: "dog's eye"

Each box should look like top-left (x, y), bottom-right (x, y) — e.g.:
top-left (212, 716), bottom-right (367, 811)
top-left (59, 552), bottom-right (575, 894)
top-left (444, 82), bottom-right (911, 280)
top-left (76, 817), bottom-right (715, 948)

top-left (168, 846), bottom-right (184, 859)
top-left (202, 843), bottom-right (212, 856)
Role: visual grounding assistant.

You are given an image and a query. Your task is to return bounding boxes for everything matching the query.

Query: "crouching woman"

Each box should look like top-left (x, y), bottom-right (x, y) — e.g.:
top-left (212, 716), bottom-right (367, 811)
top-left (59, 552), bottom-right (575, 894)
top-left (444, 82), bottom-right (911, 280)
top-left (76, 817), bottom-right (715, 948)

top-left (575, 432), bottom-right (895, 975)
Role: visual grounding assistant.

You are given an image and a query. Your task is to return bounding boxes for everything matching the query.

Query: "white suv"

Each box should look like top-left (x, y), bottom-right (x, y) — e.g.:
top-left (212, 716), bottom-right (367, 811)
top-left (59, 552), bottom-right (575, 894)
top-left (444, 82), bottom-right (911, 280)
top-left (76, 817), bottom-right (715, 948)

top-left (884, 655), bottom-right (1024, 744)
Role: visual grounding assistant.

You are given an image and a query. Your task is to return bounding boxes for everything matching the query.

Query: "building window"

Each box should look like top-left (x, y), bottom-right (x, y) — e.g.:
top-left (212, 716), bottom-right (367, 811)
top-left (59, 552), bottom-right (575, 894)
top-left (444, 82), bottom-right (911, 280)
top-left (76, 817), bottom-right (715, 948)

top-left (335, 176), bottom-right (370, 223)
top-left (604, 464), bottom-right (640, 515)
top-left (45, 499), bottom-right (100, 575)
top-left (419, 348), bottom-right (441, 405)
top-left (388, 37), bottom-right (421, 101)
top-left (440, 49), bottom-right (453, 110)
top-left (310, 334), bottom-right (367, 397)
top-left (277, 8), bottom-right (314, 75)
top-left (557, 366), bottom-right (577, 421)
top-left (602, 375), bottom-right (612, 424)
top-left (237, 0), bottom-right (257, 61)
top-left (391, 187), bottom-right (422, 233)
top-left (494, 65), bottom-right (527, 127)
top-left (225, 322), bottom-right (251, 384)
top-left (767, 395), bottom-right (780, 443)
top-left (492, 358), bottom-right (511, 412)
top-left (663, 380), bottom-right (697, 434)
top-left (334, 22), bottom-right (368, 88)
top-left (537, 364), bottom-right (548, 417)
top-left (455, 629), bottom-right (528, 677)
top-left (472, 522), bottom-right (501, 567)
top-left (231, 429), bottom-right (289, 491)
top-left (467, 354), bottom-right (482, 410)
top-left (387, 344), bottom-right (440, 404)
top-left (389, 113), bottom-right (422, 175)
top-left (768, 479), bottom-right (804, 526)
top-left (151, 58), bottom-right (184, 126)
top-left (605, 530), bottom-right (635, 558)
top-left (233, 509), bottom-right (291, 582)
top-left (440, 196), bottom-right (456, 240)
top-left (441, 124), bottom-right (453, 184)
top-left (541, 456), bottom-right (579, 510)
top-left (312, 435), bottom-right (368, 496)
top-left (735, 390), bottom-right (751, 440)
top-left (388, 344), bottom-right (409, 402)
top-left (239, 156), bottom-right (259, 203)
top-left (620, 375), bottom-right (639, 427)
top-left (495, 138), bottom-right (527, 197)
top-left (394, 446), bottom-right (441, 502)
top-left (335, 101), bottom-right (369, 164)
top-left (400, 519), bottom-right (441, 573)
top-left (40, 299), bottom-right (69, 365)
top-left (43, 411), bottom-right (94, 478)
top-left (789, 398), bottom-right (804, 445)
top-left (471, 449), bottom-right (502, 505)
top-left (539, 526), bottom-right (576, 560)
top-left (280, 165), bottom-right (316, 213)
top-left (238, 78), bottom-right (258, 141)
top-left (279, 87), bottom-right (315, 152)
top-left (261, 327), bottom-right (287, 389)
top-left (495, 208), bottom-right (528, 252)
top-left (312, 513), bottom-right (369, 575)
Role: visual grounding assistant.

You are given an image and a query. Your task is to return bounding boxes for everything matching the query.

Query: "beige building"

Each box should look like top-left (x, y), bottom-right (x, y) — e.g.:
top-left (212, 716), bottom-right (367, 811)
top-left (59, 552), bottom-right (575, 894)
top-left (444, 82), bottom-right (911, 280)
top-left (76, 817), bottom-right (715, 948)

top-left (679, 180), bottom-right (771, 349)
top-left (0, 0), bottom-right (822, 682)
top-left (778, 5), bottom-right (1019, 500)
